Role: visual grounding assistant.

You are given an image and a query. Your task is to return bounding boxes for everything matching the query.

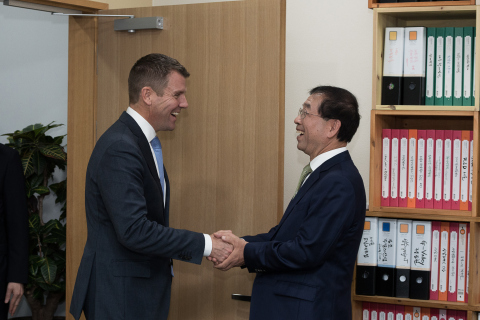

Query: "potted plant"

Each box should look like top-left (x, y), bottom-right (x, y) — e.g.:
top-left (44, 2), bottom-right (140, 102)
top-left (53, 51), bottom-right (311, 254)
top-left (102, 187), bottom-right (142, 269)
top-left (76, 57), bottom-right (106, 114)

top-left (3, 123), bottom-right (67, 320)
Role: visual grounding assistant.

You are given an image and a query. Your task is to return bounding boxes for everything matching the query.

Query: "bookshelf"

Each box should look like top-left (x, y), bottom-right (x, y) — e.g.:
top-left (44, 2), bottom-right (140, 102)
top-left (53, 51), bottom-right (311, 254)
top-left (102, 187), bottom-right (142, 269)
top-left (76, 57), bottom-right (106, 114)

top-left (369, 1), bottom-right (475, 10)
top-left (353, 6), bottom-right (480, 320)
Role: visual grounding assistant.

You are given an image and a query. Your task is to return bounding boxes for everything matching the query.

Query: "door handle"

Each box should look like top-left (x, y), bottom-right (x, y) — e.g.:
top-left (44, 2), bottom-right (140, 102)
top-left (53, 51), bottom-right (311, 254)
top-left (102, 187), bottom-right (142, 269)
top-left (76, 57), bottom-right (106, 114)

top-left (231, 294), bottom-right (251, 302)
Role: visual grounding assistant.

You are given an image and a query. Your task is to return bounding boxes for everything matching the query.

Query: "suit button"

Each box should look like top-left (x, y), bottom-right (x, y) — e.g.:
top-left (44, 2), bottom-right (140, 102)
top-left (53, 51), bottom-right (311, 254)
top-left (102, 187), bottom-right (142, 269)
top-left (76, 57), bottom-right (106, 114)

top-left (185, 256), bottom-right (192, 261)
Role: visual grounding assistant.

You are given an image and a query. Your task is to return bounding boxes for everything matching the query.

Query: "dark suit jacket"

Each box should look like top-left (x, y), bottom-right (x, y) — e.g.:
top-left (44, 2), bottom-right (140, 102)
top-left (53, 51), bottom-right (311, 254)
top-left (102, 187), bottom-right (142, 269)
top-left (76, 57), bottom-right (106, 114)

top-left (0, 143), bottom-right (28, 318)
top-left (243, 151), bottom-right (366, 320)
top-left (70, 112), bottom-right (205, 320)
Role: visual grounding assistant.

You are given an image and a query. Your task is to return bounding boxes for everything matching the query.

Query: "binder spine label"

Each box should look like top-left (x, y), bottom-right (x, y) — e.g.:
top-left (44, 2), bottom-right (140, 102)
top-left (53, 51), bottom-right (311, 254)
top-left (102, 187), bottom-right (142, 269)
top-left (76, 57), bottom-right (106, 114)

top-left (383, 136), bottom-right (390, 200)
top-left (439, 230), bottom-right (449, 294)
top-left (444, 139), bottom-right (452, 201)
top-left (426, 35), bottom-right (435, 98)
top-left (461, 139), bottom-right (469, 203)
top-left (469, 139), bottom-right (473, 203)
top-left (457, 223), bottom-right (467, 301)
top-left (400, 137), bottom-right (408, 199)
top-left (417, 138), bottom-right (425, 200)
top-left (464, 36), bottom-right (472, 98)
top-left (448, 230), bottom-right (458, 294)
top-left (436, 37), bottom-right (444, 98)
top-left (426, 138), bottom-right (434, 200)
top-left (445, 36), bottom-right (454, 98)
top-left (452, 138), bottom-right (461, 202)
top-left (392, 137), bottom-right (399, 199)
top-left (409, 138), bottom-right (416, 199)
top-left (358, 218), bottom-right (379, 266)
top-left (431, 228), bottom-right (440, 293)
top-left (435, 138), bottom-right (443, 201)
top-left (454, 36), bottom-right (463, 99)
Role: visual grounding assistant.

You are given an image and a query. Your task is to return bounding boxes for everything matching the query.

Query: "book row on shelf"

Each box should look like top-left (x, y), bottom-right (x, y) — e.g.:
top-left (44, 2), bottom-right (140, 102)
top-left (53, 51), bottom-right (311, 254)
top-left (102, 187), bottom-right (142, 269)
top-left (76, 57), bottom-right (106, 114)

top-left (381, 129), bottom-right (473, 210)
top-left (356, 217), bottom-right (469, 303)
top-left (382, 27), bottom-right (476, 106)
top-left (361, 302), bottom-right (468, 320)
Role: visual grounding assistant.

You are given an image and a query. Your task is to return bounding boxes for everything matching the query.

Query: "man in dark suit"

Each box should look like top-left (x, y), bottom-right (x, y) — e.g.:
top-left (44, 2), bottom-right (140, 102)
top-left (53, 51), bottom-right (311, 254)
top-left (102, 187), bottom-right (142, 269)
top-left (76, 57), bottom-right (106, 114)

top-left (213, 86), bottom-right (366, 320)
top-left (70, 53), bottom-right (232, 320)
top-left (0, 143), bottom-right (28, 320)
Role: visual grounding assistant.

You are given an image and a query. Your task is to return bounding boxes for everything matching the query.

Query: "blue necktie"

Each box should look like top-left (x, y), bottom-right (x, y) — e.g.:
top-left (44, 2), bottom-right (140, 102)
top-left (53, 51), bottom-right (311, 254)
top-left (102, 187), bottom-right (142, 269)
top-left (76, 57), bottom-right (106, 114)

top-left (150, 136), bottom-right (165, 193)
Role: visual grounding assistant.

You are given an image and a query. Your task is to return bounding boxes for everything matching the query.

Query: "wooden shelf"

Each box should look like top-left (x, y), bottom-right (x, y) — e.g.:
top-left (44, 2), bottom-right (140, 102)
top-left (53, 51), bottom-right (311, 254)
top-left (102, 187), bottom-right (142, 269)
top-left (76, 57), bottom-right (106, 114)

top-left (369, 1), bottom-right (475, 9)
top-left (353, 295), bottom-right (470, 310)
top-left (375, 105), bottom-right (478, 111)
top-left (366, 209), bottom-right (477, 220)
top-left (356, 7), bottom-right (480, 317)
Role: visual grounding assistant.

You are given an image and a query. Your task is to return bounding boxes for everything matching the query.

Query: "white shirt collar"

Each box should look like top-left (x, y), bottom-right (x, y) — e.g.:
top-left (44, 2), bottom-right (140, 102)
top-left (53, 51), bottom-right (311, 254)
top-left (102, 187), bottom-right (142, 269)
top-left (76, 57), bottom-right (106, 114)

top-left (309, 147), bottom-right (347, 172)
top-left (126, 107), bottom-right (157, 142)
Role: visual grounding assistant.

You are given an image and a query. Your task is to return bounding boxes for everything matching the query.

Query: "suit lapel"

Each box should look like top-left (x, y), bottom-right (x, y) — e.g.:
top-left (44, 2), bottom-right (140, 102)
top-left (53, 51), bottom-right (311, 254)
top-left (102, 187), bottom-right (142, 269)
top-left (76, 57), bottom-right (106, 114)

top-left (272, 151), bottom-right (352, 239)
top-left (164, 168), bottom-right (170, 227)
top-left (119, 112), bottom-right (164, 202)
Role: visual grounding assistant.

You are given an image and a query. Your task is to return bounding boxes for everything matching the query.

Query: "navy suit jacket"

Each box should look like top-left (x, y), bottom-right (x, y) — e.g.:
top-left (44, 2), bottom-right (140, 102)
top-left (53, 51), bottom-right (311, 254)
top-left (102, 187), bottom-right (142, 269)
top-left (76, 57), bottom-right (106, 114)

top-left (0, 144), bottom-right (28, 320)
top-left (243, 151), bottom-right (366, 320)
top-left (70, 112), bottom-right (205, 320)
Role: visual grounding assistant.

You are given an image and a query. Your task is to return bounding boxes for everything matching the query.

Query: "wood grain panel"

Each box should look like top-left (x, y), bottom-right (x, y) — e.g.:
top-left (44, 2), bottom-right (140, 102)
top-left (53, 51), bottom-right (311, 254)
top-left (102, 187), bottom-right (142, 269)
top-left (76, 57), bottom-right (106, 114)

top-left (96, 0), bottom-right (285, 319)
top-left (66, 16), bottom-right (97, 320)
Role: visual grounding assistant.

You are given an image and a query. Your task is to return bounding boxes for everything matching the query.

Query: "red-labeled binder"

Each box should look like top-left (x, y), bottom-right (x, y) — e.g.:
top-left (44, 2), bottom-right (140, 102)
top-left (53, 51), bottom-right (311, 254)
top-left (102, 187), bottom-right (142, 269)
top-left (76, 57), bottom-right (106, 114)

top-left (390, 129), bottom-right (400, 207)
top-left (399, 129), bottom-right (409, 207)
top-left (451, 130), bottom-right (462, 210)
top-left (447, 222), bottom-right (459, 301)
top-left (459, 131), bottom-right (470, 211)
top-left (425, 129), bottom-right (436, 208)
top-left (434, 130), bottom-right (444, 209)
top-left (443, 130), bottom-right (453, 210)
top-left (408, 129), bottom-right (417, 208)
top-left (416, 129), bottom-right (427, 208)
top-left (430, 221), bottom-right (441, 300)
top-left (382, 129), bottom-right (392, 207)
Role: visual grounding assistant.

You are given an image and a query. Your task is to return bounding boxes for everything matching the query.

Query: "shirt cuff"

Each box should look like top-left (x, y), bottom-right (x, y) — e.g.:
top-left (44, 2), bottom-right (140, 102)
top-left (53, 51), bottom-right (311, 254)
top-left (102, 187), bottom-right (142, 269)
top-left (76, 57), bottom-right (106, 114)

top-left (203, 234), bottom-right (212, 257)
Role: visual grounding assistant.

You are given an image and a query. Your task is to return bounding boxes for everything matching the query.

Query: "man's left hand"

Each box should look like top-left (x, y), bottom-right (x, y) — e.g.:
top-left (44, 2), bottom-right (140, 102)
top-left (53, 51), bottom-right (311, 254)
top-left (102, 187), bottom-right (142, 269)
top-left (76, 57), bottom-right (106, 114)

top-left (213, 231), bottom-right (247, 271)
top-left (5, 282), bottom-right (24, 316)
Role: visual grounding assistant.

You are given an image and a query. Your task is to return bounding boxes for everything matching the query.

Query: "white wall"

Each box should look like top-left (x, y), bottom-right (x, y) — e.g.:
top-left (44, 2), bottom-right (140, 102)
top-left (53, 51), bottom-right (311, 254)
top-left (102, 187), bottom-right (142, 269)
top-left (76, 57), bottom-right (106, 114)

top-left (0, 0), bottom-right (373, 315)
top-left (0, 4), bottom-right (68, 318)
top-left (284, 1), bottom-right (373, 208)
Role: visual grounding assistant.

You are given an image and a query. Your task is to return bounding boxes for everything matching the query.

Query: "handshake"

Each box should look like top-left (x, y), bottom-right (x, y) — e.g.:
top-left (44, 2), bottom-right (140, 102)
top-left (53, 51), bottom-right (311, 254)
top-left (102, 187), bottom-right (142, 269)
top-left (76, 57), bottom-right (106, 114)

top-left (207, 230), bottom-right (248, 271)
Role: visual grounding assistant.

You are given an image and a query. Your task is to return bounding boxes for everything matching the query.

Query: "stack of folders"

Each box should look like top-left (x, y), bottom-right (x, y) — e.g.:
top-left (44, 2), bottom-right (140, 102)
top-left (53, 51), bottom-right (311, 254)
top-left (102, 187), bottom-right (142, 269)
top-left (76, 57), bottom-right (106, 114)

top-left (382, 27), bottom-right (476, 106)
top-left (381, 129), bottom-right (473, 210)
top-left (361, 303), bottom-right (467, 320)
top-left (356, 217), bottom-right (470, 304)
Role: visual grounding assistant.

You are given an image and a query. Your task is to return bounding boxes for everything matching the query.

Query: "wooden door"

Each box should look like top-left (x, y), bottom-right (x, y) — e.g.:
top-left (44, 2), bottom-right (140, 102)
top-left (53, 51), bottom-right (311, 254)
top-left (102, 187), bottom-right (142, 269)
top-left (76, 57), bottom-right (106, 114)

top-left (95, 0), bottom-right (285, 319)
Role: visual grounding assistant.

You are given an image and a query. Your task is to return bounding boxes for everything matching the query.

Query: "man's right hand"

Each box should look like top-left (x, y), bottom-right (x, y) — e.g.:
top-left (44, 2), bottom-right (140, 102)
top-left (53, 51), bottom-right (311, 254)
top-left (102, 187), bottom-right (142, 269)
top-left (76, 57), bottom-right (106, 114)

top-left (208, 232), bottom-right (233, 263)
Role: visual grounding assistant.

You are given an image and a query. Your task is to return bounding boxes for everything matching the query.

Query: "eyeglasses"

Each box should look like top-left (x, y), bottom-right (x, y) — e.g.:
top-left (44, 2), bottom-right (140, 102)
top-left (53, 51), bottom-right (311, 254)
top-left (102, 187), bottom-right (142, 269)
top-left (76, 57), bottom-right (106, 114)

top-left (298, 108), bottom-right (323, 120)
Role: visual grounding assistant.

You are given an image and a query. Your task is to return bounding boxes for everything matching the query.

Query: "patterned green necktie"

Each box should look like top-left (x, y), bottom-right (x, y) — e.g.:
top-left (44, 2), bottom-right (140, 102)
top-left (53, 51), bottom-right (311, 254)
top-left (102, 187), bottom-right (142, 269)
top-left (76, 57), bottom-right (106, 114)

top-left (294, 163), bottom-right (312, 196)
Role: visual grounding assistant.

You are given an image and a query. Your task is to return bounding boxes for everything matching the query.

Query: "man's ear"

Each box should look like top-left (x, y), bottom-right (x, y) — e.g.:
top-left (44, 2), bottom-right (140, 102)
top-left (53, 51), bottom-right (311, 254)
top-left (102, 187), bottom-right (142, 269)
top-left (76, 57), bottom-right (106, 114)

top-left (141, 87), bottom-right (154, 106)
top-left (327, 119), bottom-right (341, 139)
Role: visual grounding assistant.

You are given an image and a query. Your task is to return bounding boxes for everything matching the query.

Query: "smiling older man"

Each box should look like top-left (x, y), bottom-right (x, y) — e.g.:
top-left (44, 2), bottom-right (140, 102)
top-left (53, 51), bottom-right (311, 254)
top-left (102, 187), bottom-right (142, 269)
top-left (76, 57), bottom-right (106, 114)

top-left (214, 86), bottom-right (366, 320)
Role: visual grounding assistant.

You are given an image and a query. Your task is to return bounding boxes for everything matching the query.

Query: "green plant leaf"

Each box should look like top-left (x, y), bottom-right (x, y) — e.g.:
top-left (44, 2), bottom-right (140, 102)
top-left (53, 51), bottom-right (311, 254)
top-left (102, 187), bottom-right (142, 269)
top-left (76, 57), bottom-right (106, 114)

top-left (40, 258), bottom-right (57, 284)
top-left (32, 151), bottom-right (47, 176)
top-left (33, 186), bottom-right (50, 196)
top-left (39, 144), bottom-right (66, 161)
top-left (28, 214), bottom-right (41, 235)
top-left (22, 151), bottom-right (35, 177)
top-left (28, 255), bottom-right (42, 276)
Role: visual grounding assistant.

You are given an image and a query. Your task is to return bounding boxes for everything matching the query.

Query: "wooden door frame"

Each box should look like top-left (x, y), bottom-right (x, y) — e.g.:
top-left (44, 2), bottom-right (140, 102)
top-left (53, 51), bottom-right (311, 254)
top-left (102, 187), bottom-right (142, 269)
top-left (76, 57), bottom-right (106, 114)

top-left (65, 2), bottom-right (285, 319)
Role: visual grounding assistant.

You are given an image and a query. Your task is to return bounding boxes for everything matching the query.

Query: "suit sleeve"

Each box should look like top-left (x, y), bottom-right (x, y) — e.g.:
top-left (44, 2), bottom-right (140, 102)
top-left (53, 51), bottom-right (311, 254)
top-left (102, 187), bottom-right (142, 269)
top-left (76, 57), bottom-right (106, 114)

top-left (4, 150), bottom-right (29, 283)
top-left (243, 173), bottom-right (356, 272)
top-left (96, 139), bottom-right (205, 264)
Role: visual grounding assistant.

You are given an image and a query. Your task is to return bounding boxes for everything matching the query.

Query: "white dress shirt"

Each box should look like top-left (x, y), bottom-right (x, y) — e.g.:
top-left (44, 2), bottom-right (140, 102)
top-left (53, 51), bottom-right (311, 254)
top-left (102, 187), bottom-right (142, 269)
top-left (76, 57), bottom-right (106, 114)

top-left (126, 107), bottom-right (212, 256)
top-left (303, 147), bottom-right (347, 185)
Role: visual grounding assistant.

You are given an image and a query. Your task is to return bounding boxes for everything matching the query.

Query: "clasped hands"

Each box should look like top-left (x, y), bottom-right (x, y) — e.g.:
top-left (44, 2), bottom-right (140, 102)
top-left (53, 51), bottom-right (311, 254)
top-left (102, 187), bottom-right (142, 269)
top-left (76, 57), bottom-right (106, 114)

top-left (207, 230), bottom-right (247, 271)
